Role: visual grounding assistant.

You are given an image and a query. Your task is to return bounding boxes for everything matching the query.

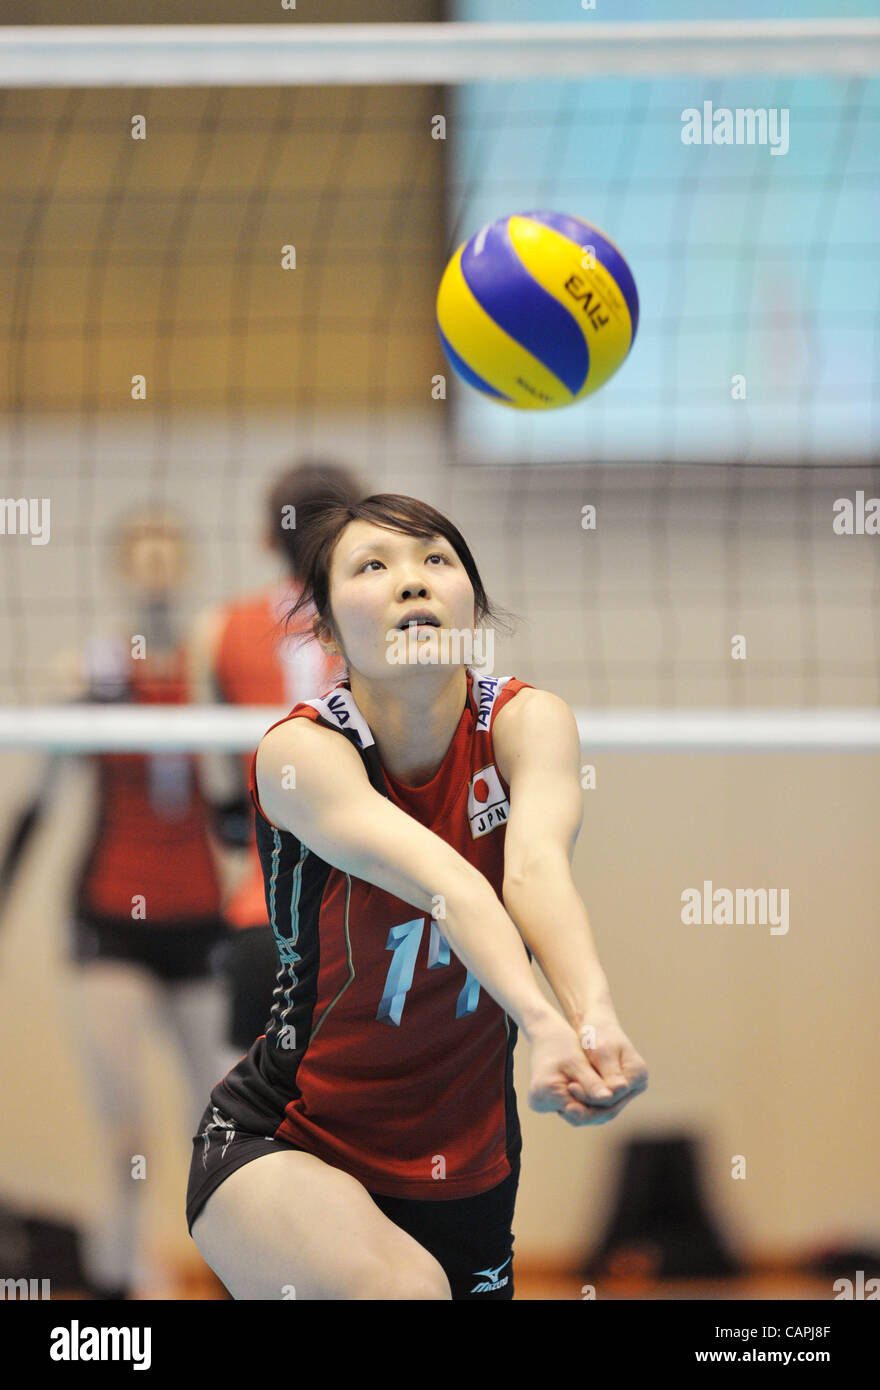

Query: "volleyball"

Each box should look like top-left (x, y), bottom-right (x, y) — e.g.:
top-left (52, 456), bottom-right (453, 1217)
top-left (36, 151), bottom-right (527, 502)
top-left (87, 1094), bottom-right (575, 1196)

top-left (436, 209), bottom-right (639, 410)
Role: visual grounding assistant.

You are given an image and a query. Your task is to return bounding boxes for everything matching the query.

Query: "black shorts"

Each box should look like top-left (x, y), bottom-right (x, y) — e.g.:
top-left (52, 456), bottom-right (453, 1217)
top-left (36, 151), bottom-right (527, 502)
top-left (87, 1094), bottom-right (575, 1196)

top-left (211, 924), bottom-right (278, 1050)
top-left (71, 915), bottom-right (228, 984)
top-left (186, 1101), bottom-right (519, 1301)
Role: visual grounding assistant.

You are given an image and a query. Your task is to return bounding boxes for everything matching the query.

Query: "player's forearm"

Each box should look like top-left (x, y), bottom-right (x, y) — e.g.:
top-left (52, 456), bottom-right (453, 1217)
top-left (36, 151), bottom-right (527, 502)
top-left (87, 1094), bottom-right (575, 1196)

top-left (440, 871), bottom-right (562, 1039)
top-left (502, 857), bottom-right (614, 1031)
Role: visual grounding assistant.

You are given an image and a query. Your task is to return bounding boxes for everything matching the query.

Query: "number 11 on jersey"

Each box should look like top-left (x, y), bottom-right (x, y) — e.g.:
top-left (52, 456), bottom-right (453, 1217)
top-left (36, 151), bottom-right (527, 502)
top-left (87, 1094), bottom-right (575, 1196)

top-left (377, 917), bottom-right (481, 1026)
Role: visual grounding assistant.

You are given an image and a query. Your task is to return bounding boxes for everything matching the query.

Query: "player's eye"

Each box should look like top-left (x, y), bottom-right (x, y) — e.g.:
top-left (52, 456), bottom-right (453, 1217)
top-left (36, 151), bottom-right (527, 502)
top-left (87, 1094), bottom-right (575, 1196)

top-left (359, 551), bottom-right (449, 572)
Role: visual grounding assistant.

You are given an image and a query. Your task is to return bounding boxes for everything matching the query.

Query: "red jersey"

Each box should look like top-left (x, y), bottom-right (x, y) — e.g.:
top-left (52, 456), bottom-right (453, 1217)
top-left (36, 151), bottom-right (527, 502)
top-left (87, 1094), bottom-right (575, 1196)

top-left (75, 637), bottom-right (223, 926)
top-left (211, 583), bottom-right (344, 928)
top-left (213, 667), bottom-right (534, 1201)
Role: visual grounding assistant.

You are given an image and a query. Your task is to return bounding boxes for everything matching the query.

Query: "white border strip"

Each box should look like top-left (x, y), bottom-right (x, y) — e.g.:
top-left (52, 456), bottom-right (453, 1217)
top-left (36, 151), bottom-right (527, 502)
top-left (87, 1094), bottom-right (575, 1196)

top-left (2, 705), bottom-right (879, 753)
top-left (1, 20), bottom-right (879, 87)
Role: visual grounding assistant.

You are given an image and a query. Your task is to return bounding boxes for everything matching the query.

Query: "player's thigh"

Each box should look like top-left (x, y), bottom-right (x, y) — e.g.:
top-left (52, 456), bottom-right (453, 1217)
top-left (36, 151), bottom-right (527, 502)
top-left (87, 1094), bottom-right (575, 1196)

top-left (191, 1148), bottom-right (452, 1301)
top-left (72, 958), bottom-right (156, 1121)
top-left (160, 974), bottom-right (228, 1123)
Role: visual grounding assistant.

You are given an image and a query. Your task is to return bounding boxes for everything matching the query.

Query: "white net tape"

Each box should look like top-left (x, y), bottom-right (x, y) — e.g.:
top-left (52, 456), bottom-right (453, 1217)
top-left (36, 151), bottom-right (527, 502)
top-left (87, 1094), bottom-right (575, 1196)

top-left (1, 20), bottom-right (879, 88)
top-left (4, 705), bottom-right (880, 753)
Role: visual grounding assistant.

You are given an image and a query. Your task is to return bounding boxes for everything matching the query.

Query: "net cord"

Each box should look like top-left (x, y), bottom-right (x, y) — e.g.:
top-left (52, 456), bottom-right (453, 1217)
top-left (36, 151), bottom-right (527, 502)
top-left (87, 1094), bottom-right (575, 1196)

top-left (1, 20), bottom-right (880, 87)
top-left (2, 705), bottom-right (879, 753)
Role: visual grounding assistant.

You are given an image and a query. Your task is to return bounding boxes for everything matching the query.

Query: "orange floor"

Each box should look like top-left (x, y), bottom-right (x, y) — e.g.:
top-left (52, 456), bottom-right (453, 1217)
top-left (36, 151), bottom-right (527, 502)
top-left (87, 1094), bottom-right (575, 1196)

top-left (109, 1259), bottom-right (834, 1301)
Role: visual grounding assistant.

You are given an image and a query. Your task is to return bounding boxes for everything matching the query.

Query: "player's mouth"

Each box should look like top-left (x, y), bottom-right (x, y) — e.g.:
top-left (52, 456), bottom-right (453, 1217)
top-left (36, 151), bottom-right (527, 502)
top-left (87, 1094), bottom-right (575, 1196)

top-left (396, 611), bottom-right (442, 630)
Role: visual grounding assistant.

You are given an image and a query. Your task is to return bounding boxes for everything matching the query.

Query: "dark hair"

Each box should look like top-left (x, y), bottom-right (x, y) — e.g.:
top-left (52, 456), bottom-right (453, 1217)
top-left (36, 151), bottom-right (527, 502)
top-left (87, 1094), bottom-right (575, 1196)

top-left (282, 492), bottom-right (518, 664)
top-left (267, 458), bottom-right (364, 579)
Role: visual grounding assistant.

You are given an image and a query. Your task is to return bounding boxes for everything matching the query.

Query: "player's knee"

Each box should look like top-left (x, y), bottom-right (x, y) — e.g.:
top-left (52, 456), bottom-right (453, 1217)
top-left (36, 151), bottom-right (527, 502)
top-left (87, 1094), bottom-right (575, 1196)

top-left (351, 1248), bottom-right (452, 1301)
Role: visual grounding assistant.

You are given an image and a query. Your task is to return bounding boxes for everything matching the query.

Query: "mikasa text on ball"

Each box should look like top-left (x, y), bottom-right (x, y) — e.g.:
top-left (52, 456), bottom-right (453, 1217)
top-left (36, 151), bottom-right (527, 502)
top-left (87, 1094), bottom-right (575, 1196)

top-left (436, 209), bottom-right (639, 410)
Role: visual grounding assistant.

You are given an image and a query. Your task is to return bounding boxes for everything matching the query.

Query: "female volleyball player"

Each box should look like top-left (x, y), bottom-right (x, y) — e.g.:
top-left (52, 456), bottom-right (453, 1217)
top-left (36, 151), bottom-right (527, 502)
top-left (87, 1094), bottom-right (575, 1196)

top-left (13, 511), bottom-right (229, 1300)
top-left (186, 492), bottom-right (648, 1300)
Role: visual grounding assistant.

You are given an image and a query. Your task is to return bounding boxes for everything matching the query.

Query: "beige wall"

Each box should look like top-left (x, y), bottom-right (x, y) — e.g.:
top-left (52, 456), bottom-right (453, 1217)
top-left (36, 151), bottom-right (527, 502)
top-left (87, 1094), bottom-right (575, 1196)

top-left (0, 1), bottom-right (437, 21)
top-left (1, 415), bottom-right (878, 1271)
top-left (0, 84), bottom-right (446, 413)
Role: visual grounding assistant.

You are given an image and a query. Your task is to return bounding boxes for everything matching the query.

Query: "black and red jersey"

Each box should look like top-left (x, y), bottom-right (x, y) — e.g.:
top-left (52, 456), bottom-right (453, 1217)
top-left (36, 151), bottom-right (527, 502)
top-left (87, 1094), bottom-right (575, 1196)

top-left (213, 666), bottom-right (534, 1201)
top-left (74, 637), bottom-right (223, 927)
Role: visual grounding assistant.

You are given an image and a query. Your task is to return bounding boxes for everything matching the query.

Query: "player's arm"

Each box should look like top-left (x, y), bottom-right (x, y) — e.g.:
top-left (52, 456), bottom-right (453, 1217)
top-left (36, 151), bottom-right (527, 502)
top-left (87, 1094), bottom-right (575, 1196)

top-left (254, 716), bottom-right (562, 1041)
top-left (1, 644), bottom-right (85, 926)
top-left (0, 754), bottom-right (62, 927)
top-left (496, 688), bottom-right (648, 1107)
top-left (495, 688), bottom-right (614, 1028)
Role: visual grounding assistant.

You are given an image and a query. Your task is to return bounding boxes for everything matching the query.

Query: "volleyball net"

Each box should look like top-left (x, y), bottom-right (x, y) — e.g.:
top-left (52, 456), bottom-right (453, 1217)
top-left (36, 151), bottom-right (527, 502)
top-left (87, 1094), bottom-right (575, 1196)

top-left (1, 19), bottom-right (879, 752)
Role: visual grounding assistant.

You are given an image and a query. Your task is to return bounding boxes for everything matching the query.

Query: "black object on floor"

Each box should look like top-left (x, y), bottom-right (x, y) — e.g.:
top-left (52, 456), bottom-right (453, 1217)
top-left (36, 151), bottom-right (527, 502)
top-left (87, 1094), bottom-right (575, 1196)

top-left (0, 1199), bottom-right (88, 1293)
top-left (584, 1133), bottom-right (742, 1280)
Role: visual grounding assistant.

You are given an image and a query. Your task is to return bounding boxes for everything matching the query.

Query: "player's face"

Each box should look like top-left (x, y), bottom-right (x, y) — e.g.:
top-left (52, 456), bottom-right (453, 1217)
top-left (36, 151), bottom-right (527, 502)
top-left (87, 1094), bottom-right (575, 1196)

top-left (326, 520), bottom-right (477, 679)
top-left (122, 529), bottom-right (188, 595)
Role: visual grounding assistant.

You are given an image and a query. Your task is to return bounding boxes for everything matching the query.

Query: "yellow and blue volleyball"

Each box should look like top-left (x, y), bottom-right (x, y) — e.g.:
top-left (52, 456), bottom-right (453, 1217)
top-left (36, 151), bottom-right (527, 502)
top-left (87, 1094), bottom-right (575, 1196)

top-left (436, 209), bottom-right (638, 410)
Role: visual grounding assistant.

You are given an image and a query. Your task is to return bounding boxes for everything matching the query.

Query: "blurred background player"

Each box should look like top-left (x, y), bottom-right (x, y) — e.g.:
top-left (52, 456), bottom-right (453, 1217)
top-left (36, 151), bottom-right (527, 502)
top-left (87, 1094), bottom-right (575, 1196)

top-left (186, 460), bottom-right (365, 1075)
top-left (0, 508), bottom-right (229, 1299)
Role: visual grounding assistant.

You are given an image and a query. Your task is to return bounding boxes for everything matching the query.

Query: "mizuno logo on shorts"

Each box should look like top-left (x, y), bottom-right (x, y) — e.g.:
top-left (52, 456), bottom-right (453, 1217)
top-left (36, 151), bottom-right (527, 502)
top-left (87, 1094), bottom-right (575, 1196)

top-left (469, 1255), bottom-right (511, 1294)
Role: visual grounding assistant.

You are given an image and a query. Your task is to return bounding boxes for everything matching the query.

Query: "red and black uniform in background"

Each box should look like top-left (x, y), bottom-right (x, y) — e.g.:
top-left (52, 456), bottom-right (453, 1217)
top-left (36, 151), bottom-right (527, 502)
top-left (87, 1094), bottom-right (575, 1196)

top-left (70, 636), bottom-right (226, 980)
